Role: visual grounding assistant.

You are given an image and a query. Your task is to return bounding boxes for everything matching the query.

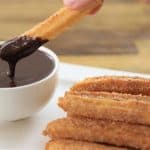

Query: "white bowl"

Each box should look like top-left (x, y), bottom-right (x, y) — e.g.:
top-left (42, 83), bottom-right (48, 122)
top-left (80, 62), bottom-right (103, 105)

top-left (0, 46), bottom-right (59, 121)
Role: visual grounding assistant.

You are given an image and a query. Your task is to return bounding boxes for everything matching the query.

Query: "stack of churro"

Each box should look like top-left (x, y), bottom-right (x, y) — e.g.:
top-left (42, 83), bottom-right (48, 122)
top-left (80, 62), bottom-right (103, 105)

top-left (44, 76), bottom-right (150, 150)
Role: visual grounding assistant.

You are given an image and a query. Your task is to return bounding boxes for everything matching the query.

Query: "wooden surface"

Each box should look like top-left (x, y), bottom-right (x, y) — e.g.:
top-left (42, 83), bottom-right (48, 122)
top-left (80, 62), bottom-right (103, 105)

top-left (0, 0), bottom-right (150, 74)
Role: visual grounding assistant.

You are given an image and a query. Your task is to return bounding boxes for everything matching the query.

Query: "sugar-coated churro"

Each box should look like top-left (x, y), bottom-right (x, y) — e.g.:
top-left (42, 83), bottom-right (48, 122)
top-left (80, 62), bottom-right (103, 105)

top-left (46, 139), bottom-right (131, 150)
top-left (71, 76), bottom-right (150, 96)
top-left (59, 91), bottom-right (150, 125)
top-left (44, 117), bottom-right (150, 150)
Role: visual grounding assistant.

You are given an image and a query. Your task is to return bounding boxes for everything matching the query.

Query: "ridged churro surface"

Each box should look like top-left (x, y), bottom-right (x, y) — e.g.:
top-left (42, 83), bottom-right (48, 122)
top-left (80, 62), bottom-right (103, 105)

top-left (59, 91), bottom-right (150, 125)
top-left (71, 76), bottom-right (150, 96)
top-left (44, 118), bottom-right (150, 150)
top-left (46, 139), bottom-right (131, 150)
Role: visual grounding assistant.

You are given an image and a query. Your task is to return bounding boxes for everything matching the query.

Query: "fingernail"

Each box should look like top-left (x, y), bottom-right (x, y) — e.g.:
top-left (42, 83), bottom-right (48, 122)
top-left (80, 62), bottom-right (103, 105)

top-left (64, 0), bottom-right (91, 9)
top-left (64, 0), bottom-right (77, 9)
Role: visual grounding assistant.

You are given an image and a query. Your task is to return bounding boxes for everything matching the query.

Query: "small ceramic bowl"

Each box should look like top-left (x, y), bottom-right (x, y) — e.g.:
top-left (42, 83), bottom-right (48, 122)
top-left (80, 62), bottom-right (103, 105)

top-left (0, 46), bottom-right (59, 121)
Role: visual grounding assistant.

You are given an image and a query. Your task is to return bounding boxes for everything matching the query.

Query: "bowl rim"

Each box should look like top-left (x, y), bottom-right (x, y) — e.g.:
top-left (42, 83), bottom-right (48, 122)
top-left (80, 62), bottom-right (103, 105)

top-left (0, 44), bottom-right (59, 90)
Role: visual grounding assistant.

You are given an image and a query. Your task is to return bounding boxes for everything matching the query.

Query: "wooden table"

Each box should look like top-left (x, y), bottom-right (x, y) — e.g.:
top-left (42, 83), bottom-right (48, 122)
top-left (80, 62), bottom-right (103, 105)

top-left (0, 0), bottom-right (150, 74)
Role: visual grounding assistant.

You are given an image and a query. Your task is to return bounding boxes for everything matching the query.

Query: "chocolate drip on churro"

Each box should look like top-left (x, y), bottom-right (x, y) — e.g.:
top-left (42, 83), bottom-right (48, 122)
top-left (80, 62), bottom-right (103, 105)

top-left (0, 36), bottom-right (48, 78)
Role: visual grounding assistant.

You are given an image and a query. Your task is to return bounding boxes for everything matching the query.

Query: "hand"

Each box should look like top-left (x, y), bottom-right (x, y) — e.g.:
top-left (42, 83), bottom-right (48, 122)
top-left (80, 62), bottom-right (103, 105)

top-left (64, 0), bottom-right (104, 14)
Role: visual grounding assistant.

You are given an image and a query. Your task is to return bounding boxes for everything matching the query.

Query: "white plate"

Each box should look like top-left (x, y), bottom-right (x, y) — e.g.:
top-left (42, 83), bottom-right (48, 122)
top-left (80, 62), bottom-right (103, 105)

top-left (0, 63), bottom-right (149, 150)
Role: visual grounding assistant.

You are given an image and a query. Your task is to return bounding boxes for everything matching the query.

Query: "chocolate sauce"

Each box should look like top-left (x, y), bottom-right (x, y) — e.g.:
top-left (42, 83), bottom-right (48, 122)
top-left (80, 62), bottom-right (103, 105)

top-left (0, 50), bottom-right (54, 88)
top-left (0, 36), bottom-right (48, 78)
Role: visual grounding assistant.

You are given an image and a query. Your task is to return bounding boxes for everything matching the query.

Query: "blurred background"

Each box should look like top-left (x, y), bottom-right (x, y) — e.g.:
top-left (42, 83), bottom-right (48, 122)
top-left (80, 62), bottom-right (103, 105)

top-left (0, 0), bottom-right (150, 73)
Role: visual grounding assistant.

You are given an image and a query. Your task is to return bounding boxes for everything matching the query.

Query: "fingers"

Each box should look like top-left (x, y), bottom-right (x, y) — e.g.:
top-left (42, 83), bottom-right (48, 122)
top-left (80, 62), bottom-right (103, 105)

top-left (64, 0), bottom-right (104, 14)
top-left (64, 0), bottom-right (96, 9)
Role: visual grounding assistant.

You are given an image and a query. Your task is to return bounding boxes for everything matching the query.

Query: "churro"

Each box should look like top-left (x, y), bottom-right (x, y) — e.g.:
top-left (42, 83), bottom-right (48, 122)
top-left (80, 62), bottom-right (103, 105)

top-left (44, 117), bottom-right (150, 150)
top-left (71, 76), bottom-right (150, 96)
top-left (46, 139), bottom-right (131, 150)
top-left (59, 91), bottom-right (150, 125)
